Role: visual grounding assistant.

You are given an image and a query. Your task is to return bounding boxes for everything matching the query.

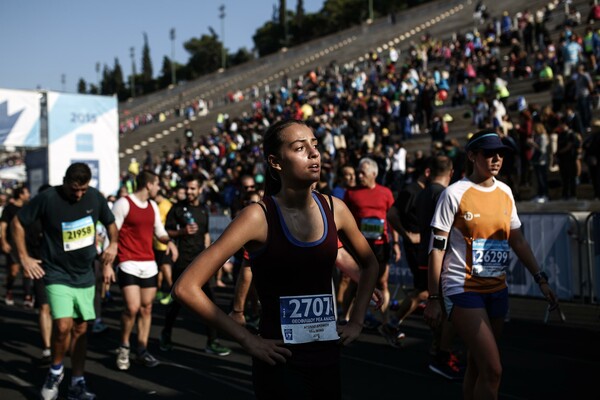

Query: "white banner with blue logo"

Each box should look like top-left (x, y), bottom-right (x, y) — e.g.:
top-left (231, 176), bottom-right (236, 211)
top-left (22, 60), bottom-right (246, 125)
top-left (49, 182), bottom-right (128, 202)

top-left (46, 92), bottom-right (119, 196)
top-left (0, 88), bottom-right (41, 147)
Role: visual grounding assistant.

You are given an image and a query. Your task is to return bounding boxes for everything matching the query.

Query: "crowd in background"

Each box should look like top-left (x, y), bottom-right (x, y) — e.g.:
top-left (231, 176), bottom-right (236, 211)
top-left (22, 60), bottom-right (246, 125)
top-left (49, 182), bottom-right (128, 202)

top-left (0, 1), bottom-right (598, 396)
top-left (114, 0), bottom-right (600, 209)
top-left (2, 1), bottom-right (600, 205)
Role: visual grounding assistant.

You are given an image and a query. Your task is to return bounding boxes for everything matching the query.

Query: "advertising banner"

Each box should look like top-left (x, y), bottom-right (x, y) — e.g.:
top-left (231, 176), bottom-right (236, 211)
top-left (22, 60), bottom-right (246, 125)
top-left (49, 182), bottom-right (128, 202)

top-left (46, 92), bottom-right (119, 196)
top-left (0, 88), bottom-right (41, 147)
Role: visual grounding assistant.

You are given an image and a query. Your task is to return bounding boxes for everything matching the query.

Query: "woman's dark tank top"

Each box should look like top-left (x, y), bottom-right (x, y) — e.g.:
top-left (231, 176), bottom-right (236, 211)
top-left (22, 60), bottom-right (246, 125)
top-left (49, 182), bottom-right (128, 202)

top-left (249, 191), bottom-right (339, 366)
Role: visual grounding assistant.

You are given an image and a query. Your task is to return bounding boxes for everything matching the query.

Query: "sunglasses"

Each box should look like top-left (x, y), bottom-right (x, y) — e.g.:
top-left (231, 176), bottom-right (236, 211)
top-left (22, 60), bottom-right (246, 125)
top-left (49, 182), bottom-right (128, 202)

top-left (243, 185), bottom-right (255, 190)
top-left (481, 149), bottom-right (505, 159)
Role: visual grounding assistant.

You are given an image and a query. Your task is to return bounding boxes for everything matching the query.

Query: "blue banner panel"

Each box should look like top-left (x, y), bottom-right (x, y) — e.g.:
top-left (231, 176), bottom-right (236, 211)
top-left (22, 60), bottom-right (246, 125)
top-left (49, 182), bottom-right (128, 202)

top-left (507, 214), bottom-right (573, 300)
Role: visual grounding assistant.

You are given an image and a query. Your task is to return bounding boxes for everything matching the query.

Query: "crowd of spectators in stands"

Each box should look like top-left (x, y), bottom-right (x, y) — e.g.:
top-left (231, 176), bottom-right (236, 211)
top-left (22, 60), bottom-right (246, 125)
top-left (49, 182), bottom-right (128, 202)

top-left (0, 151), bottom-right (26, 191)
top-left (119, 98), bottom-right (210, 135)
top-left (3, 1), bottom-right (600, 205)
top-left (114, 0), bottom-right (600, 208)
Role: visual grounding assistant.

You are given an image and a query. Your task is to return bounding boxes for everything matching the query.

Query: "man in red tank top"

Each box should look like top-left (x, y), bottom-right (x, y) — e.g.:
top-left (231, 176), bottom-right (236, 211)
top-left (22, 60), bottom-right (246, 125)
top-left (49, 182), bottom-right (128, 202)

top-left (108, 171), bottom-right (177, 371)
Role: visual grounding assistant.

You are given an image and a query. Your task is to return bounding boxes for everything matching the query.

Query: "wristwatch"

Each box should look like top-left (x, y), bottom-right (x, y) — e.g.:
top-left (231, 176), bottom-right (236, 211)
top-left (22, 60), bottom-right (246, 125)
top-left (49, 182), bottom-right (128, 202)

top-left (533, 271), bottom-right (549, 284)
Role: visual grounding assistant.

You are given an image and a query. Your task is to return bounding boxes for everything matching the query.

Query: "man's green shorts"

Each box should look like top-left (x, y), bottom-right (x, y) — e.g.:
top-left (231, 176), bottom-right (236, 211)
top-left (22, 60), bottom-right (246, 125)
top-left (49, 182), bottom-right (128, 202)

top-left (46, 284), bottom-right (96, 321)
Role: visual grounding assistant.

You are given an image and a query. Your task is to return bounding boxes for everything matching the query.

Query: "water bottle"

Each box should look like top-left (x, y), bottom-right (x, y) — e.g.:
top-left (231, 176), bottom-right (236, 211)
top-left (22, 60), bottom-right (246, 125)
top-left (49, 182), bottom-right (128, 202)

top-left (183, 207), bottom-right (195, 225)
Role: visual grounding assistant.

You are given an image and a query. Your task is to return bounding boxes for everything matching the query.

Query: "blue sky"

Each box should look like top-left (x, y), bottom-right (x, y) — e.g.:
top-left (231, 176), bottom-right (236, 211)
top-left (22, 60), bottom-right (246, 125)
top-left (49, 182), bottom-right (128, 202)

top-left (0, 0), bottom-right (324, 93)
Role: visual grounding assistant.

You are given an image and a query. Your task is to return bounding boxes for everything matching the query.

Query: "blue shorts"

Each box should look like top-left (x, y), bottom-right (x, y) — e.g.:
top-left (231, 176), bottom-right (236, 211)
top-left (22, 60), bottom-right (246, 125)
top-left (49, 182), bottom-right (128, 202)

top-left (446, 288), bottom-right (509, 319)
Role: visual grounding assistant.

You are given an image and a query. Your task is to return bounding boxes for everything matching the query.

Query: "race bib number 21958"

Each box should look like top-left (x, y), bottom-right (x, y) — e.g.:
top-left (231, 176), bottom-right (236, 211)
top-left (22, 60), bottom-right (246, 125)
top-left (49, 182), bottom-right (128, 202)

top-left (62, 216), bottom-right (95, 252)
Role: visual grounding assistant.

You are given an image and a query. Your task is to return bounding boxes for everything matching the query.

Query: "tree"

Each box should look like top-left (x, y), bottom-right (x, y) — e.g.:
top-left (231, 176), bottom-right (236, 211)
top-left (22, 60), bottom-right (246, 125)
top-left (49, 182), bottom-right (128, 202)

top-left (228, 47), bottom-right (254, 67)
top-left (158, 56), bottom-right (175, 89)
top-left (113, 58), bottom-right (127, 100)
top-left (77, 78), bottom-right (87, 94)
top-left (295, 0), bottom-right (305, 25)
top-left (279, 0), bottom-right (286, 27)
top-left (183, 34), bottom-right (223, 78)
top-left (253, 21), bottom-right (283, 57)
top-left (141, 32), bottom-right (155, 94)
top-left (321, 0), bottom-right (365, 30)
top-left (100, 64), bottom-right (111, 96)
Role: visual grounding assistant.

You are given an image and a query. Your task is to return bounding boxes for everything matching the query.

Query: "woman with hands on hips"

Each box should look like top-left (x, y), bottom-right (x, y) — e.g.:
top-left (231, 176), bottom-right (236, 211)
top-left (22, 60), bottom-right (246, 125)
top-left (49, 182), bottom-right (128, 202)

top-left (424, 130), bottom-right (558, 400)
top-left (173, 119), bottom-right (379, 399)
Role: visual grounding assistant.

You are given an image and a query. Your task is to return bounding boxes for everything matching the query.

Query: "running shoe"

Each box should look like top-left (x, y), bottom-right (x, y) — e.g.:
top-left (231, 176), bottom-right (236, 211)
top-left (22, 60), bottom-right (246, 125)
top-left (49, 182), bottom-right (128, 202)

top-left (91, 320), bottom-right (108, 334)
top-left (159, 293), bottom-right (173, 305)
top-left (116, 346), bottom-right (130, 371)
top-left (4, 291), bottom-right (14, 306)
top-left (40, 348), bottom-right (52, 365)
top-left (40, 370), bottom-right (64, 400)
top-left (159, 330), bottom-right (173, 351)
top-left (377, 324), bottom-right (406, 348)
top-left (205, 340), bottom-right (231, 356)
top-left (67, 379), bottom-right (96, 400)
top-left (136, 350), bottom-right (159, 367)
top-left (429, 352), bottom-right (463, 380)
top-left (23, 295), bottom-right (34, 309)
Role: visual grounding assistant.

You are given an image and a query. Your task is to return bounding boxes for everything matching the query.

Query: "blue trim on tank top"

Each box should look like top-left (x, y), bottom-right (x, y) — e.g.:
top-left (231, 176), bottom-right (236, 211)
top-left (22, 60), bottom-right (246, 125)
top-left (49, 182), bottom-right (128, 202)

top-left (272, 192), bottom-right (328, 247)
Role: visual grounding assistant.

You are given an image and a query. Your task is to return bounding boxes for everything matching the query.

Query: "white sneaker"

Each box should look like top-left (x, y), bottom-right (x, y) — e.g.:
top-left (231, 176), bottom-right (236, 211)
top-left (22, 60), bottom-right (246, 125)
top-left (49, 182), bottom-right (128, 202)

top-left (4, 292), bottom-right (14, 306)
top-left (41, 371), bottom-right (64, 400)
top-left (535, 196), bottom-right (548, 204)
top-left (116, 346), bottom-right (130, 370)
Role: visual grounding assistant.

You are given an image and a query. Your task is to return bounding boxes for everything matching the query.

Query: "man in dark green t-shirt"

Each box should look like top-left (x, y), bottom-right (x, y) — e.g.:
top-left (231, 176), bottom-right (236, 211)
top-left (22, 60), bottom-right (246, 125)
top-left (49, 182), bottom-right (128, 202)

top-left (12, 163), bottom-right (118, 400)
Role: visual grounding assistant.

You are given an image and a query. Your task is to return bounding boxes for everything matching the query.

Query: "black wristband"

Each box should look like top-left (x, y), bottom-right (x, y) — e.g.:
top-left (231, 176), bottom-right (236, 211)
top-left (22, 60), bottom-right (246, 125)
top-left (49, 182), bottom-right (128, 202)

top-left (428, 294), bottom-right (441, 300)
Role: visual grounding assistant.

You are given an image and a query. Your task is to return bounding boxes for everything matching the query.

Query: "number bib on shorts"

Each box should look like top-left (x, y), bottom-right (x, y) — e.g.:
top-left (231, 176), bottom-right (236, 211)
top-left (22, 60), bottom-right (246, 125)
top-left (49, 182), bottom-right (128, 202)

top-left (471, 239), bottom-right (509, 277)
top-left (62, 216), bottom-right (95, 252)
top-left (279, 293), bottom-right (339, 344)
top-left (360, 217), bottom-right (385, 240)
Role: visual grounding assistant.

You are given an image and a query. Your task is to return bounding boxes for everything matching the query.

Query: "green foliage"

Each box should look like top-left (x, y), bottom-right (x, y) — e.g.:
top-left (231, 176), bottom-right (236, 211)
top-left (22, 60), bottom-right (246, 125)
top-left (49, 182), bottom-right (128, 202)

top-left (141, 32), bottom-right (154, 94)
top-left (183, 34), bottom-right (224, 78)
top-left (229, 48), bottom-right (254, 67)
top-left (253, 21), bottom-right (284, 57)
top-left (77, 78), bottom-right (87, 94)
top-left (157, 56), bottom-right (174, 90)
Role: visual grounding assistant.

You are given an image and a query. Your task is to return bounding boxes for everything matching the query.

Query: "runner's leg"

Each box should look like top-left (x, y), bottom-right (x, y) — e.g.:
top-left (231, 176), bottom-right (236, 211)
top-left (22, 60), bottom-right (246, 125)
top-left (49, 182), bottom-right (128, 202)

top-left (120, 285), bottom-right (141, 346)
top-left (137, 286), bottom-right (157, 349)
